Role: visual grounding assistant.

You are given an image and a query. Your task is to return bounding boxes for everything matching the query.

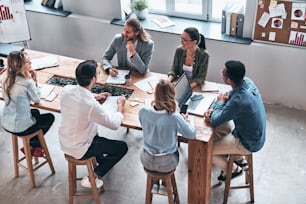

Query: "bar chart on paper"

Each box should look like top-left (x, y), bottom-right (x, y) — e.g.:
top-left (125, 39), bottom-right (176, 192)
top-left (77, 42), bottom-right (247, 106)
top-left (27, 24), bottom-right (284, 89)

top-left (0, 0), bottom-right (30, 43)
top-left (288, 31), bottom-right (306, 47)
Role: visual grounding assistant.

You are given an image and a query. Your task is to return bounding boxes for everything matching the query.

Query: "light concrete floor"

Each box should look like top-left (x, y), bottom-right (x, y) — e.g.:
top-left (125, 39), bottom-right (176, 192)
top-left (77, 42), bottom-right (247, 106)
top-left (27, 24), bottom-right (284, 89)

top-left (0, 102), bottom-right (305, 204)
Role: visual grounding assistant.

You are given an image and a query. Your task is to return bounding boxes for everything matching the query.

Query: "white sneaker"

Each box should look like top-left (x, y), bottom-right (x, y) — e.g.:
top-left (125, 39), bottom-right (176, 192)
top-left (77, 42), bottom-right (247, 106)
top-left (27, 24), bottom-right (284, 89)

top-left (81, 176), bottom-right (103, 189)
top-left (158, 184), bottom-right (168, 196)
top-left (151, 184), bottom-right (159, 194)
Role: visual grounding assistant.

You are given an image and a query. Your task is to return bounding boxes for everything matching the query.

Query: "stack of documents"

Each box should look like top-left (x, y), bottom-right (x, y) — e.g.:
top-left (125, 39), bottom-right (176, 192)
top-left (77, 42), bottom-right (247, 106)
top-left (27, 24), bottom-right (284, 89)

top-left (31, 55), bottom-right (59, 70)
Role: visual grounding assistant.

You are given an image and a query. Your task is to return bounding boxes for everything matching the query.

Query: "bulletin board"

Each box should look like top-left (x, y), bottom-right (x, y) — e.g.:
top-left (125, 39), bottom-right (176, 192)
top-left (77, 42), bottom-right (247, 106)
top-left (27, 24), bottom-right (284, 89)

top-left (253, 0), bottom-right (306, 48)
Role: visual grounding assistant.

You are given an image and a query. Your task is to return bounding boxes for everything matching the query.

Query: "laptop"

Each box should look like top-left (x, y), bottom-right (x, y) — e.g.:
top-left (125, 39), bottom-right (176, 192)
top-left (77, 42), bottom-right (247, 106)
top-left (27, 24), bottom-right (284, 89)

top-left (0, 43), bottom-right (24, 57)
top-left (174, 73), bottom-right (216, 117)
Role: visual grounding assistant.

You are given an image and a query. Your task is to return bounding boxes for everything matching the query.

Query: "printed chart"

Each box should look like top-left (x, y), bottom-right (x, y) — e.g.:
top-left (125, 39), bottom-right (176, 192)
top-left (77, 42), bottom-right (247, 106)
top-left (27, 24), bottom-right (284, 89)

top-left (288, 31), bottom-right (306, 47)
top-left (0, 0), bottom-right (30, 43)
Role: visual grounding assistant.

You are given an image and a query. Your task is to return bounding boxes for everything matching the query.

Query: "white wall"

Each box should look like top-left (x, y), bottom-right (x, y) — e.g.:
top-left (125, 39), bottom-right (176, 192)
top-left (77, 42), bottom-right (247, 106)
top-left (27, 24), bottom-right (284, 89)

top-left (26, 11), bottom-right (306, 111)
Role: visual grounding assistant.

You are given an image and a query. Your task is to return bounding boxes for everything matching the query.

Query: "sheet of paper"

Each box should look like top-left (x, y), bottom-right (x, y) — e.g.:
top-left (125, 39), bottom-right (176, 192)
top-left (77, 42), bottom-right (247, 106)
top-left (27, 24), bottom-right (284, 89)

top-left (201, 81), bottom-right (219, 92)
top-left (100, 96), bottom-right (120, 115)
top-left (269, 32), bottom-right (276, 41)
top-left (39, 84), bottom-right (55, 99)
top-left (291, 3), bottom-right (306, 21)
top-left (269, 3), bottom-right (286, 18)
top-left (258, 12), bottom-right (270, 28)
top-left (134, 76), bottom-right (160, 92)
top-left (31, 55), bottom-right (59, 70)
top-left (105, 70), bottom-right (130, 84)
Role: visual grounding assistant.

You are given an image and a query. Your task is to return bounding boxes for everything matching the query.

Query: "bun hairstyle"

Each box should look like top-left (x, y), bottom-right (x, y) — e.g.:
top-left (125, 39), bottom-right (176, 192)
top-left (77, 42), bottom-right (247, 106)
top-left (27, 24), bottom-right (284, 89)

top-left (184, 27), bottom-right (206, 49)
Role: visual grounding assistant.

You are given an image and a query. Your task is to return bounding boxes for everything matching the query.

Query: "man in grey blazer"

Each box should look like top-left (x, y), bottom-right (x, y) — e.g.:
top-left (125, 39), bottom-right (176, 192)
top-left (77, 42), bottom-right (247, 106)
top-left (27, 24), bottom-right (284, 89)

top-left (102, 18), bottom-right (154, 76)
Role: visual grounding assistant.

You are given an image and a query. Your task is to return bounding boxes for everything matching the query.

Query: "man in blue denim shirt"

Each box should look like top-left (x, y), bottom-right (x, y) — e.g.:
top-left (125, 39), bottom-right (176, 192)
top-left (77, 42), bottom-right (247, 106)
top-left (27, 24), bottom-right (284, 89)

top-left (204, 60), bottom-right (266, 181)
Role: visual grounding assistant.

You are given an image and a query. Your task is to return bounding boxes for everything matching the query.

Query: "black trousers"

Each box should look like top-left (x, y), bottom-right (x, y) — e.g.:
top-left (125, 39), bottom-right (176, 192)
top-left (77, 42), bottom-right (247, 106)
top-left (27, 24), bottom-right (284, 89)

top-left (9, 109), bottom-right (55, 148)
top-left (81, 135), bottom-right (128, 177)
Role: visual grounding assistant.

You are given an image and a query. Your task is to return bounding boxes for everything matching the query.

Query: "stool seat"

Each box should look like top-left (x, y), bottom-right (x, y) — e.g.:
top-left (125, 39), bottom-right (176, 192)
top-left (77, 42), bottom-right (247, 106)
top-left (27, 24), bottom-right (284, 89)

top-left (223, 153), bottom-right (254, 204)
top-left (11, 129), bottom-right (55, 187)
top-left (64, 154), bottom-right (102, 204)
top-left (144, 167), bottom-right (179, 204)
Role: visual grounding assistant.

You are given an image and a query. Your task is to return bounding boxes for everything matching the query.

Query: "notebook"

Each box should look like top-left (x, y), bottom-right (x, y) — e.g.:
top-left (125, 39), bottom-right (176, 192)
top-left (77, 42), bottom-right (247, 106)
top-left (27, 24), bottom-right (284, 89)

top-left (0, 43), bottom-right (24, 57)
top-left (174, 73), bottom-right (216, 117)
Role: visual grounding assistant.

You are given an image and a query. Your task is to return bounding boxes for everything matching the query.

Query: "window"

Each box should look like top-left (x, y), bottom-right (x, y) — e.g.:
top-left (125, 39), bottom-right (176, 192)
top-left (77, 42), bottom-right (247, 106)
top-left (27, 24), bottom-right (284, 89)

top-left (148, 0), bottom-right (246, 22)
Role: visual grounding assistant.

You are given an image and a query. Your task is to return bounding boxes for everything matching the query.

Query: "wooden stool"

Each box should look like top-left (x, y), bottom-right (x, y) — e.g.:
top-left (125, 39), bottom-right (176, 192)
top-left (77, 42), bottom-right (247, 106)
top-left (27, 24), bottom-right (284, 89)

top-left (144, 167), bottom-right (179, 204)
top-left (223, 154), bottom-right (254, 204)
top-left (177, 136), bottom-right (188, 147)
top-left (11, 129), bottom-right (55, 188)
top-left (64, 154), bottom-right (102, 204)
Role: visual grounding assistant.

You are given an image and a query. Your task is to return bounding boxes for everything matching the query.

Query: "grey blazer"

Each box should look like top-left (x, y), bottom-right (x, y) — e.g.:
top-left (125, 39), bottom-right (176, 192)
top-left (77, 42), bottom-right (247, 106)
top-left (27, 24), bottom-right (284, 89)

top-left (102, 34), bottom-right (154, 74)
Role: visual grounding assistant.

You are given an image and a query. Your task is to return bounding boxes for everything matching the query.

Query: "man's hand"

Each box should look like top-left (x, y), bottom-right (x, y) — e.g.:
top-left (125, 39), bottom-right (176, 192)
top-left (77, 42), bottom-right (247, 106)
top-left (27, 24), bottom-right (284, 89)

top-left (95, 92), bottom-right (111, 104)
top-left (204, 108), bottom-right (214, 123)
top-left (29, 69), bottom-right (38, 86)
top-left (109, 67), bottom-right (118, 77)
top-left (117, 95), bottom-right (126, 113)
top-left (216, 92), bottom-right (229, 102)
top-left (126, 40), bottom-right (136, 56)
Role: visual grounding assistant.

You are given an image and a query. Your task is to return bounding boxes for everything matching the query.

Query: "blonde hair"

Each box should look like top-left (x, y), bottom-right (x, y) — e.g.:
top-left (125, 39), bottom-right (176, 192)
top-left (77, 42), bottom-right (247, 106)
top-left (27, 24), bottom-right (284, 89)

top-left (152, 79), bottom-right (176, 115)
top-left (3, 51), bottom-right (31, 105)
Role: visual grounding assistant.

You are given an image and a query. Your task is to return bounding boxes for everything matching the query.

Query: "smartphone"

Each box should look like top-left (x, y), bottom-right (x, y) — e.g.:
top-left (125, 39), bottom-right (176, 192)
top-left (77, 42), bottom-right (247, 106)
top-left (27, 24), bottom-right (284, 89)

top-left (180, 104), bottom-right (188, 114)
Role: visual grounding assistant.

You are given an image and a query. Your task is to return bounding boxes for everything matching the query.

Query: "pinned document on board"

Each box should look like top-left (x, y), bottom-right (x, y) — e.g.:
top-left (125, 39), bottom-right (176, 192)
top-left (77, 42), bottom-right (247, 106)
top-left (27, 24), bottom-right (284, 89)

top-left (258, 12), bottom-right (270, 28)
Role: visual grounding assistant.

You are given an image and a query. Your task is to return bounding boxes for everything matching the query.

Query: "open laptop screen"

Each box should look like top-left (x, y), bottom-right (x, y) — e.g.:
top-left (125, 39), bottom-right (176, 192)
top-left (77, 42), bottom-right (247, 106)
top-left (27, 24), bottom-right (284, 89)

top-left (174, 73), bottom-right (192, 108)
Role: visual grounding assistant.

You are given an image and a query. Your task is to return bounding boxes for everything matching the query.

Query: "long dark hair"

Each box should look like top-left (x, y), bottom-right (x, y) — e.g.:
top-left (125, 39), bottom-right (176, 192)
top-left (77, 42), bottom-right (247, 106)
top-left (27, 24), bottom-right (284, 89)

top-left (184, 27), bottom-right (206, 49)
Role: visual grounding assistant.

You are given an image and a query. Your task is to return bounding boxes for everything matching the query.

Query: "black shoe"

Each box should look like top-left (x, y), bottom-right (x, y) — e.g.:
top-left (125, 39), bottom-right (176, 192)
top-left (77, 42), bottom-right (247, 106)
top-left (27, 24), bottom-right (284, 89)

top-left (234, 159), bottom-right (248, 169)
top-left (217, 168), bottom-right (243, 181)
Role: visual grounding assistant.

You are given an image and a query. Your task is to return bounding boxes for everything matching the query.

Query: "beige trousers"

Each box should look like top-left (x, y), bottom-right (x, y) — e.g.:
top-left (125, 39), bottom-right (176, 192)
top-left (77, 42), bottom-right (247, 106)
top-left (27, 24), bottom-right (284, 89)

top-left (212, 121), bottom-right (251, 173)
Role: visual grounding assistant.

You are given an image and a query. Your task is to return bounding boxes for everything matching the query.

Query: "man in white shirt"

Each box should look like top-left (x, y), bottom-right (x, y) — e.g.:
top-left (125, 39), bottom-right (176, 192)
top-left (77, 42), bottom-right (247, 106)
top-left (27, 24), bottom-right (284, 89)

top-left (58, 60), bottom-right (128, 188)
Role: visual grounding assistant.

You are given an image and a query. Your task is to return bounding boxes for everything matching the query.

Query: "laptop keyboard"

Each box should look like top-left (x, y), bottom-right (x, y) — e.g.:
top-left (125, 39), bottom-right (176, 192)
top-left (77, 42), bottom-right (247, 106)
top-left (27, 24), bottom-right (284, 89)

top-left (187, 99), bottom-right (201, 110)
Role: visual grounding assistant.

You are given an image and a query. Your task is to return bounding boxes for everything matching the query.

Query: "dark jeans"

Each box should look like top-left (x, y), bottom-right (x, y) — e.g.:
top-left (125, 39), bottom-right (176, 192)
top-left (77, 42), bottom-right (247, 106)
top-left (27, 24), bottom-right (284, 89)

top-left (8, 109), bottom-right (55, 148)
top-left (81, 135), bottom-right (128, 177)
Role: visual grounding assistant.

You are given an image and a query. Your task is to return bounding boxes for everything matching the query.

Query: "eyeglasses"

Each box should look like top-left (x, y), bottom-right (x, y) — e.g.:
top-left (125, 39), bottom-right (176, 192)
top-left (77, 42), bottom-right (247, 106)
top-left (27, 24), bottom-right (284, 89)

top-left (181, 37), bottom-right (193, 42)
top-left (220, 69), bottom-right (227, 77)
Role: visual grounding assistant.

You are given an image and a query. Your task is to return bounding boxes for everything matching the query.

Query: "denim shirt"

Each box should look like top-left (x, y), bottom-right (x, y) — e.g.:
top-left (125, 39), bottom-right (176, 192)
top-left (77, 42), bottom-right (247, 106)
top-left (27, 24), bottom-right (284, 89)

top-left (1, 75), bottom-right (40, 133)
top-left (210, 77), bottom-right (266, 152)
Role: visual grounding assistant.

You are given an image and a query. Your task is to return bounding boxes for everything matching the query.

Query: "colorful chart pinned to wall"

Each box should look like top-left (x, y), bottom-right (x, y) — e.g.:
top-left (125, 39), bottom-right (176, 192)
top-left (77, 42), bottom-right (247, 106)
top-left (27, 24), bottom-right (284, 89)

top-left (254, 0), bottom-right (306, 48)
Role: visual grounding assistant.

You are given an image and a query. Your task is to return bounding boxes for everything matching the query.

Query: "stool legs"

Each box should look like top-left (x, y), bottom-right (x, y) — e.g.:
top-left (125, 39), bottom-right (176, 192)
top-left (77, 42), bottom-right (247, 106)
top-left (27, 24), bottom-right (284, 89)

top-left (22, 137), bottom-right (36, 187)
top-left (145, 174), bottom-right (153, 203)
top-left (65, 155), bottom-right (101, 204)
top-left (37, 131), bottom-right (55, 174)
top-left (11, 129), bottom-right (55, 188)
top-left (144, 168), bottom-right (179, 204)
top-left (223, 154), bottom-right (254, 204)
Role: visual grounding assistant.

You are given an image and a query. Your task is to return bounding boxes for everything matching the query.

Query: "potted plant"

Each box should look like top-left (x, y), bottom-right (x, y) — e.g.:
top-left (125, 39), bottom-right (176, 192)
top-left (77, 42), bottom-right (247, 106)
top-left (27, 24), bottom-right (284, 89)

top-left (130, 0), bottom-right (149, 20)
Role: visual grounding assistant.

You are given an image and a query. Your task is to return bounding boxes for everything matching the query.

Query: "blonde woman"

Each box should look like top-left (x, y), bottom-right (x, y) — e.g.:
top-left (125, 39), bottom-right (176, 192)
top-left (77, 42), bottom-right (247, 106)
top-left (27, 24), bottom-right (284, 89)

top-left (139, 79), bottom-right (196, 195)
top-left (1, 51), bottom-right (54, 157)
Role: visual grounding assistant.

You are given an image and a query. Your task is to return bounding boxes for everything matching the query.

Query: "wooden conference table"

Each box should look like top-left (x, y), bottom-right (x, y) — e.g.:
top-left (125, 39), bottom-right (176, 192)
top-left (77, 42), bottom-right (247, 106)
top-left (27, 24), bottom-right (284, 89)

top-left (0, 49), bottom-right (229, 204)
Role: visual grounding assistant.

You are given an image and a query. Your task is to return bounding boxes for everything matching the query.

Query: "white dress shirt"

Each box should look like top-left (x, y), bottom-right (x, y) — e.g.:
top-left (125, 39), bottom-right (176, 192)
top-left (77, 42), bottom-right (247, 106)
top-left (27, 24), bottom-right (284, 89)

top-left (58, 85), bottom-right (123, 159)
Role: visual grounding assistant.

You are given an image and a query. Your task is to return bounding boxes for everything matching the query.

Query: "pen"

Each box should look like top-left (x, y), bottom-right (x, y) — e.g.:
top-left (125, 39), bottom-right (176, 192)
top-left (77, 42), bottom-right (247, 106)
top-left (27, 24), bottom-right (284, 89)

top-left (147, 81), bottom-right (154, 90)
